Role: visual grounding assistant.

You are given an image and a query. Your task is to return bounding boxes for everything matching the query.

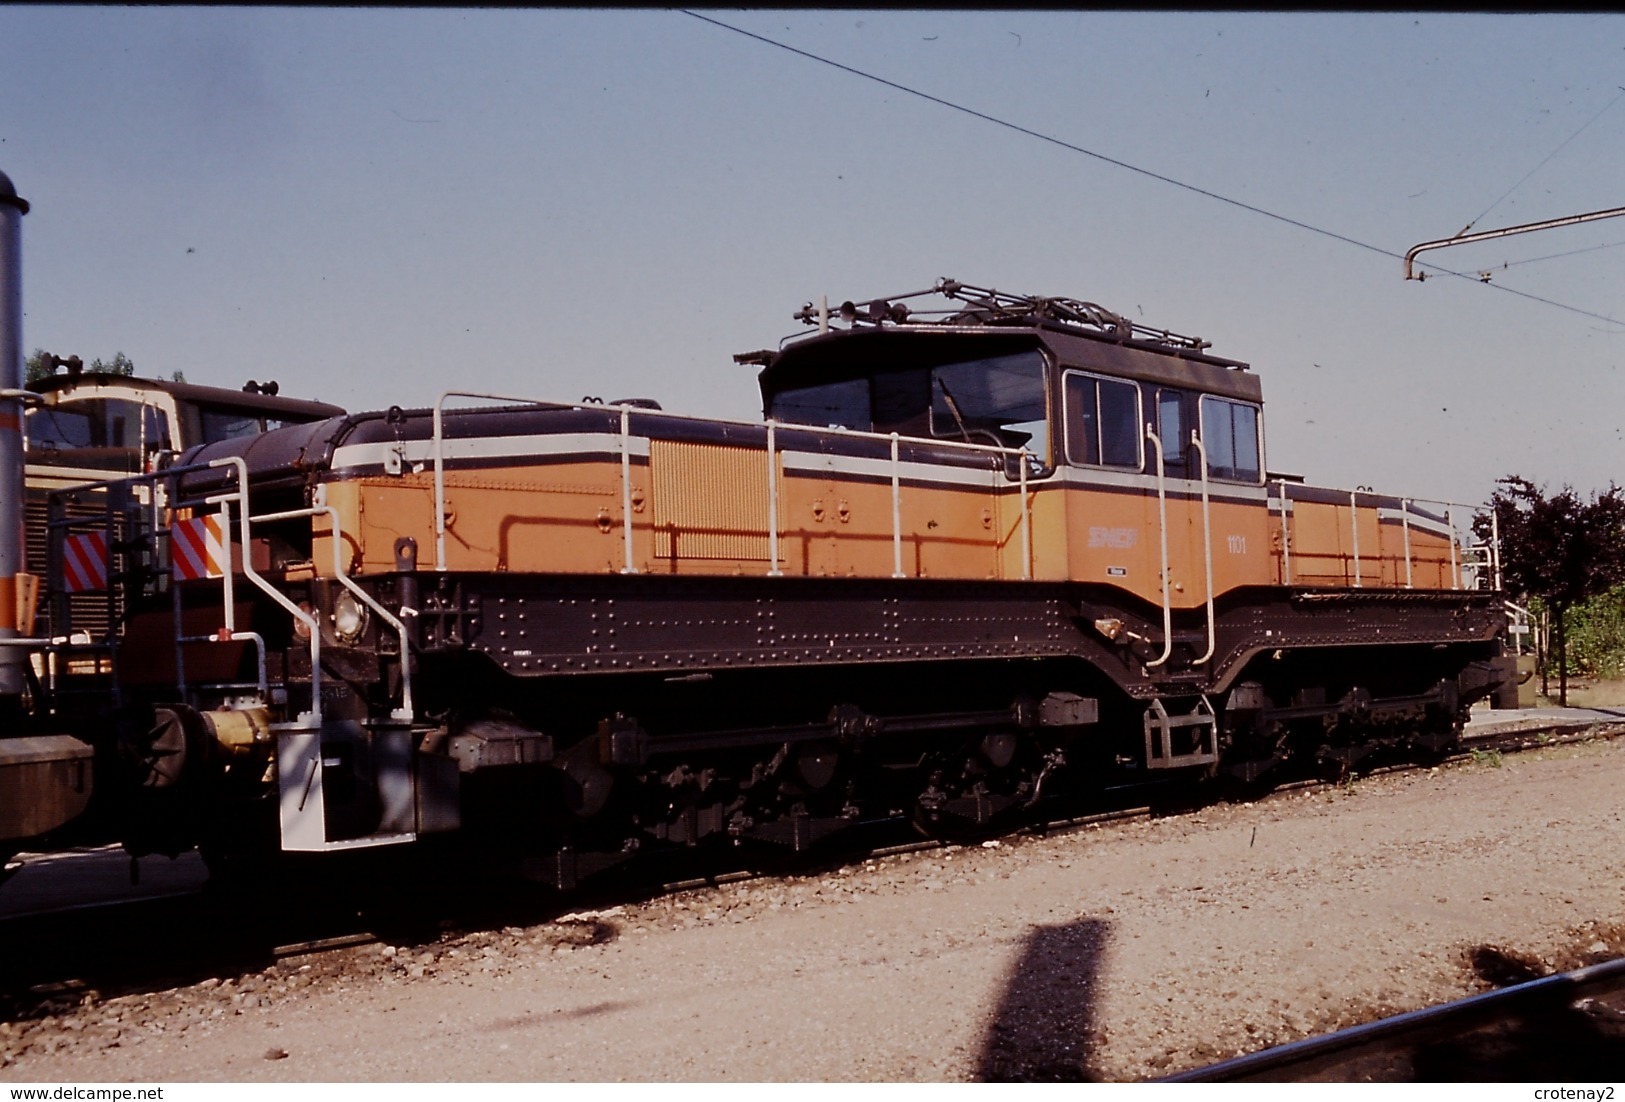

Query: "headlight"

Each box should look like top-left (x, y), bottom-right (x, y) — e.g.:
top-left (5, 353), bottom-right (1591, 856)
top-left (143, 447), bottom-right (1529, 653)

top-left (332, 590), bottom-right (369, 643)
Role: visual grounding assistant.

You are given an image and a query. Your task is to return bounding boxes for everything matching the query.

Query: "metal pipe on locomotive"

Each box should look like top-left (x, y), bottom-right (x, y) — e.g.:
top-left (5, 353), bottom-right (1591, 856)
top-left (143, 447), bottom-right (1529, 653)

top-left (19, 275), bottom-right (1512, 884)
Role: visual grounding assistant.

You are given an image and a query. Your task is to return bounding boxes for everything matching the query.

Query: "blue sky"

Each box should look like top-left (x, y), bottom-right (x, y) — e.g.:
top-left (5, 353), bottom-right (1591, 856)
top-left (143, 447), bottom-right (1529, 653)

top-left (3, 8), bottom-right (1622, 507)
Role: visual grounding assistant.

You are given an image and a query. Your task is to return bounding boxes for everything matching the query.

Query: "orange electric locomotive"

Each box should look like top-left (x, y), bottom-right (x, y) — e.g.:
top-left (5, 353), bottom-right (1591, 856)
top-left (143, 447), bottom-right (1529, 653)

top-left (41, 279), bottom-right (1511, 879)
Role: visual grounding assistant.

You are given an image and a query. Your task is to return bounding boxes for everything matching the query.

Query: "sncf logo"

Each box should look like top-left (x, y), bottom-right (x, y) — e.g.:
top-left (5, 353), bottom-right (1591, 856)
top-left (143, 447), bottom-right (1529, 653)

top-left (1088, 526), bottom-right (1138, 549)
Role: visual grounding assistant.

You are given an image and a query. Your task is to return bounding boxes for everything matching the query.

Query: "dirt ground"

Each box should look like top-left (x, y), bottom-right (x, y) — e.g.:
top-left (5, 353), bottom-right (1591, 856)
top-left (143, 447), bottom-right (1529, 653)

top-left (3, 731), bottom-right (1623, 1082)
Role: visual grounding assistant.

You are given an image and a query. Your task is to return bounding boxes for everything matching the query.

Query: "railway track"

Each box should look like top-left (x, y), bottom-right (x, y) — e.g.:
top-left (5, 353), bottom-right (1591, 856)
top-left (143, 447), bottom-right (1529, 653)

top-left (2, 713), bottom-right (1620, 1016)
top-left (1163, 956), bottom-right (1625, 1082)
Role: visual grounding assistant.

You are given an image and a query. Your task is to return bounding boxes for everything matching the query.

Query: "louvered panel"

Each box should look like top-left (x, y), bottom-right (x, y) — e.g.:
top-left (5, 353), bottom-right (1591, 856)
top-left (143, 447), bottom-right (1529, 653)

top-left (25, 491), bottom-right (124, 638)
top-left (651, 441), bottom-right (777, 561)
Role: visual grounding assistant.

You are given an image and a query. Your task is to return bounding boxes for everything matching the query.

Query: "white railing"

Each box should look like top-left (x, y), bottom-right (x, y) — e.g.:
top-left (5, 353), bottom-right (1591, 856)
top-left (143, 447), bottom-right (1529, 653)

top-left (1143, 423), bottom-right (1173, 669)
top-left (1504, 600), bottom-right (1532, 652)
top-left (46, 458), bottom-right (417, 726)
top-left (428, 392), bottom-right (1040, 581)
top-left (1189, 431), bottom-right (1215, 665)
top-left (1276, 477), bottom-right (1293, 584)
top-left (1400, 498), bottom-right (1413, 588)
top-left (1269, 483), bottom-right (1496, 592)
top-left (200, 459), bottom-right (416, 725)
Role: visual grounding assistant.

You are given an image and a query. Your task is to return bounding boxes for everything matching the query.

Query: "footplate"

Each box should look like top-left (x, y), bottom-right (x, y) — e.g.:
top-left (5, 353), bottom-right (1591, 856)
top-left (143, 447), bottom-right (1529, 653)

top-left (1143, 696), bottom-right (1219, 769)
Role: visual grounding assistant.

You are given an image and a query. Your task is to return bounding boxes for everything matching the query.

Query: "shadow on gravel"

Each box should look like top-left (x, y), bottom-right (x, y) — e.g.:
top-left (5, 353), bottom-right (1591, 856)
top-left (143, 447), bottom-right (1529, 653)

top-left (1407, 947), bottom-right (1625, 1081)
top-left (975, 917), bottom-right (1108, 1082)
top-left (0, 850), bottom-right (587, 1015)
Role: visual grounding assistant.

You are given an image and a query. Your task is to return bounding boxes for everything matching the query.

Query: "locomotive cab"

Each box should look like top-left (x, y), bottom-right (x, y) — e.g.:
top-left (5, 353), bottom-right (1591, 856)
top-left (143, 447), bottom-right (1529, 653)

top-left (25, 372), bottom-right (345, 488)
top-left (763, 328), bottom-right (1055, 474)
top-left (754, 283), bottom-right (1265, 494)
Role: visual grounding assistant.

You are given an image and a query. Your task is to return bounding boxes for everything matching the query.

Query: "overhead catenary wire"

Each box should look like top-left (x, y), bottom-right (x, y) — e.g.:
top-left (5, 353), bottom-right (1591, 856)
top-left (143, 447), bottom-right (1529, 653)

top-left (1492, 237), bottom-right (1625, 272)
top-left (684, 11), bottom-right (1623, 330)
top-left (1455, 87), bottom-right (1625, 238)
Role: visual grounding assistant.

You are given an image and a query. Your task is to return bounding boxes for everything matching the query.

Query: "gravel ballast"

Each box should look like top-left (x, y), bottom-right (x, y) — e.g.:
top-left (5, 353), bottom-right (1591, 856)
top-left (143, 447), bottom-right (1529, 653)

top-left (3, 735), bottom-right (1622, 1081)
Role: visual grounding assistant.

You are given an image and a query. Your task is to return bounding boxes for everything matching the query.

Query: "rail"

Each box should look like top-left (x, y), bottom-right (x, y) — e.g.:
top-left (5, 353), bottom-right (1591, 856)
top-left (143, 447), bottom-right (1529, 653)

top-left (1165, 955), bottom-right (1625, 1082)
top-left (429, 391), bottom-right (1039, 581)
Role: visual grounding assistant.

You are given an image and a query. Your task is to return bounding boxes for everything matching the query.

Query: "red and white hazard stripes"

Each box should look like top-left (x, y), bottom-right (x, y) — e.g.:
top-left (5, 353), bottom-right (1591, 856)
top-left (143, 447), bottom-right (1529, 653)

top-left (170, 515), bottom-right (226, 581)
top-left (62, 531), bottom-right (110, 593)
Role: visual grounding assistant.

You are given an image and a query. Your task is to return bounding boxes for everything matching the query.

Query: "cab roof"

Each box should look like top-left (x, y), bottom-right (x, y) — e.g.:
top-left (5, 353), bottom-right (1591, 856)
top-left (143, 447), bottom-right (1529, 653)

top-left (27, 372), bottom-right (346, 420)
top-left (745, 278), bottom-right (1263, 407)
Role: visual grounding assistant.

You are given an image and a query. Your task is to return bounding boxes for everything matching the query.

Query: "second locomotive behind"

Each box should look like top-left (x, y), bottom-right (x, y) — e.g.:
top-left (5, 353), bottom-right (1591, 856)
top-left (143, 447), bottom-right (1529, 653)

top-left (42, 279), bottom-right (1513, 881)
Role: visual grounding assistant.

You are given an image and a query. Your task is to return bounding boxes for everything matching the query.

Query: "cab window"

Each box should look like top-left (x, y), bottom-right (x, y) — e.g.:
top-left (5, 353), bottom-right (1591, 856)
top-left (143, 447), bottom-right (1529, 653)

top-left (1156, 389), bottom-right (1187, 468)
top-left (768, 349), bottom-right (1050, 462)
top-left (928, 354), bottom-right (1048, 457)
top-left (25, 398), bottom-right (171, 471)
top-left (1199, 395), bottom-right (1262, 482)
top-left (198, 404), bottom-right (323, 442)
top-left (769, 378), bottom-right (869, 429)
top-left (1064, 371), bottom-right (1141, 468)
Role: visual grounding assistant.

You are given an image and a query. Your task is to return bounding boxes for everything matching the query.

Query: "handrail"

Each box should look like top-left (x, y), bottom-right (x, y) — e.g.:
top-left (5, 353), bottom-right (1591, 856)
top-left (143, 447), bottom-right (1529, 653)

top-left (429, 389), bottom-right (1044, 580)
top-left (40, 459), bottom-right (244, 705)
top-left (175, 628), bottom-right (268, 699)
top-left (1018, 448), bottom-right (1031, 580)
top-left (1144, 423), bottom-right (1173, 669)
top-left (312, 487), bottom-right (414, 721)
top-left (1400, 498), bottom-right (1413, 589)
top-left (1349, 490), bottom-right (1362, 588)
top-left (180, 492), bottom-right (270, 700)
top-left (1489, 507), bottom-right (1502, 591)
top-left (210, 457), bottom-right (324, 726)
top-left (433, 389), bottom-right (575, 572)
top-left (1277, 478), bottom-right (1292, 585)
top-left (1189, 431), bottom-right (1215, 665)
top-left (766, 419), bottom-right (782, 577)
top-left (890, 433), bottom-right (904, 578)
top-left (51, 457), bottom-right (411, 724)
top-left (0, 635), bottom-right (107, 649)
top-left (619, 406), bottom-right (637, 575)
top-left (244, 493), bottom-right (415, 722)
top-left (1447, 506), bottom-right (1459, 590)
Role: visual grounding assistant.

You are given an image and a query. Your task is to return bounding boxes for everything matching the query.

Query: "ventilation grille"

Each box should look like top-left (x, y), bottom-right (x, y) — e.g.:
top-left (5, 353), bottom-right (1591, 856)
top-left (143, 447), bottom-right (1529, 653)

top-left (651, 441), bottom-right (778, 561)
top-left (25, 491), bottom-right (126, 638)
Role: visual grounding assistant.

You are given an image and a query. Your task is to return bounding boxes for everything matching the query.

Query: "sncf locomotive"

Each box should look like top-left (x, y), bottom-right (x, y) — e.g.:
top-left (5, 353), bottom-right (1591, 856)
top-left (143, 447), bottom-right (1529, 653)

top-left (13, 275), bottom-right (1513, 884)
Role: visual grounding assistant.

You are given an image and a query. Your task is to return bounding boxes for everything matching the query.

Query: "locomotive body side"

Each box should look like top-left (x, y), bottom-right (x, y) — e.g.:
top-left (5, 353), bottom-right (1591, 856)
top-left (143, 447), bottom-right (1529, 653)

top-left (45, 282), bottom-right (1511, 875)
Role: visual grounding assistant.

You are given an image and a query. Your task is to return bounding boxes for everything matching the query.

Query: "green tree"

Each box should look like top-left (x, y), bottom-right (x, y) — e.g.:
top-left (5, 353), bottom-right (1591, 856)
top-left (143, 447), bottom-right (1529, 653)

top-left (25, 349), bottom-right (137, 383)
top-left (1476, 477), bottom-right (1625, 705)
top-left (24, 349), bottom-right (53, 383)
top-left (88, 352), bottom-right (136, 376)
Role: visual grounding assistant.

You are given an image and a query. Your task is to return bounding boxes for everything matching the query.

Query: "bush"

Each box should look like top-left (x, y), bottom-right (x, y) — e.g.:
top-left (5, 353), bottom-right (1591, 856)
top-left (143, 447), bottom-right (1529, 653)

top-left (1566, 585), bottom-right (1625, 680)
